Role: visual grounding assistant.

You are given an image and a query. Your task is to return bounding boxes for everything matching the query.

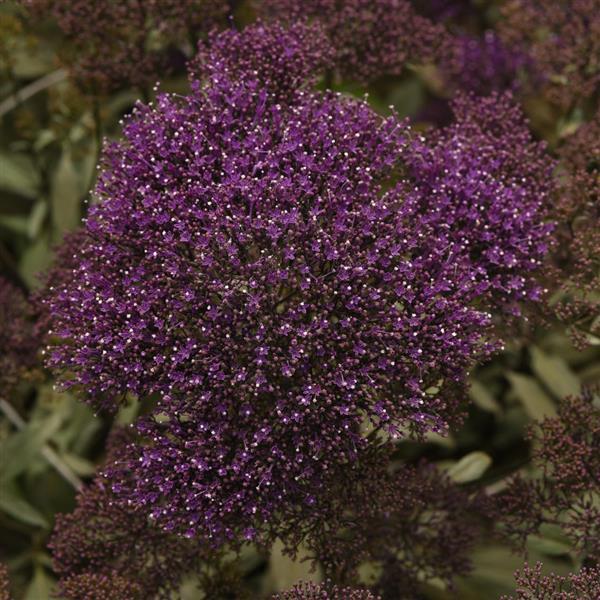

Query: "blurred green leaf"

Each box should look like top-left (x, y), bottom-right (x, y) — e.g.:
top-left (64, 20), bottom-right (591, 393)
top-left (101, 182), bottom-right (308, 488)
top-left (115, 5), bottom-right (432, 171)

top-left (0, 481), bottom-right (49, 528)
top-left (530, 346), bottom-right (581, 400)
top-left (51, 147), bottom-right (81, 234)
top-left (268, 539), bottom-right (321, 592)
top-left (60, 453), bottom-right (95, 477)
top-left (527, 533), bottom-right (572, 557)
top-left (19, 233), bottom-right (53, 287)
top-left (0, 151), bottom-right (40, 198)
top-left (507, 373), bottom-right (556, 420)
top-left (0, 410), bottom-right (64, 481)
top-left (448, 451), bottom-right (492, 483)
top-left (0, 213), bottom-right (28, 235)
top-left (11, 40), bottom-right (56, 79)
top-left (24, 565), bottom-right (54, 600)
top-left (469, 380), bottom-right (502, 414)
top-left (27, 199), bottom-right (47, 239)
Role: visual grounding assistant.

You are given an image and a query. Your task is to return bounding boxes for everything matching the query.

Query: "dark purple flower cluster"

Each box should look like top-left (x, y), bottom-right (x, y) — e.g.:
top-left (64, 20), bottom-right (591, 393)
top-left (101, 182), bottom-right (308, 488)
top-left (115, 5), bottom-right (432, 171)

top-left (49, 431), bottom-right (215, 600)
top-left (257, 0), bottom-right (451, 83)
top-left (0, 564), bottom-right (9, 600)
top-left (188, 21), bottom-right (334, 101)
top-left (0, 277), bottom-right (39, 391)
top-left (499, 0), bottom-right (600, 109)
top-left (278, 453), bottom-right (481, 598)
top-left (445, 32), bottom-right (529, 96)
top-left (45, 24), bottom-right (554, 547)
top-left (412, 0), bottom-right (475, 22)
top-left (551, 113), bottom-right (600, 346)
top-left (402, 92), bottom-right (554, 318)
top-left (23, 0), bottom-right (229, 93)
top-left (58, 572), bottom-right (143, 600)
top-left (273, 581), bottom-right (380, 600)
top-left (497, 396), bottom-right (600, 559)
top-left (501, 563), bottom-right (600, 600)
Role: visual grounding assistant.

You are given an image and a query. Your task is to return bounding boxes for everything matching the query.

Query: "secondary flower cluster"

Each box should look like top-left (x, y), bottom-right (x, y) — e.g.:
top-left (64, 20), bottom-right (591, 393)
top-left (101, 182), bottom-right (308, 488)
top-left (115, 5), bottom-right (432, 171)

top-left (188, 21), bottom-right (334, 101)
top-left (497, 396), bottom-right (600, 559)
top-left (278, 453), bottom-right (482, 598)
top-left (58, 573), bottom-right (143, 600)
top-left (22, 0), bottom-right (228, 93)
top-left (0, 565), bottom-right (9, 600)
top-left (273, 582), bottom-right (379, 599)
top-left (552, 112), bottom-right (600, 346)
top-left (445, 32), bottom-right (529, 96)
top-left (257, 0), bottom-right (451, 83)
top-left (501, 563), bottom-right (600, 600)
top-left (0, 277), bottom-right (39, 391)
top-left (499, 0), bottom-right (600, 109)
top-left (43, 20), bottom-right (555, 548)
top-left (49, 429), bottom-right (244, 599)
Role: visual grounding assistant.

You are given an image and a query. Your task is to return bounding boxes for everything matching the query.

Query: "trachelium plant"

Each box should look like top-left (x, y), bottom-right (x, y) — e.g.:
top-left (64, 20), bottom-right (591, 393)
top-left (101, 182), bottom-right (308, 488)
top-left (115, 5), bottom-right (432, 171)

top-left (20, 11), bottom-right (596, 600)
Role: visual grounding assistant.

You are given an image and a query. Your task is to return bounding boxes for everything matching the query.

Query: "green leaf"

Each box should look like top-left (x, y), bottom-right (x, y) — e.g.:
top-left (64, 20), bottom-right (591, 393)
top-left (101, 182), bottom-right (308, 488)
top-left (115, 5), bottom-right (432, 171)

top-left (527, 533), bottom-right (572, 556)
top-left (60, 453), bottom-right (96, 477)
top-left (27, 200), bottom-right (48, 239)
top-left (0, 152), bottom-right (40, 198)
top-left (19, 235), bottom-right (53, 288)
top-left (268, 539), bottom-right (322, 591)
top-left (24, 565), bottom-right (54, 600)
top-left (51, 148), bottom-right (82, 234)
top-left (469, 380), bottom-right (502, 414)
top-left (530, 346), bottom-right (581, 400)
top-left (447, 451), bottom-right (492, 483)
top-left (0, 214), bottom-right (29, 236)
top-left (0, 481), bottom-right (49, 528)
top-left (507, 373), bottom-right (556, 421)
top-left (0, 410), bottom-right (64, 481)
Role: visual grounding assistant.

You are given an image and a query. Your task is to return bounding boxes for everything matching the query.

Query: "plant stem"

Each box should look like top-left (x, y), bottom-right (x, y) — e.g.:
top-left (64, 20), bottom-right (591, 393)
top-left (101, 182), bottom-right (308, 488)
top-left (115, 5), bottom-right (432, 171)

top-left (0, 68), bottom-right (68, 118)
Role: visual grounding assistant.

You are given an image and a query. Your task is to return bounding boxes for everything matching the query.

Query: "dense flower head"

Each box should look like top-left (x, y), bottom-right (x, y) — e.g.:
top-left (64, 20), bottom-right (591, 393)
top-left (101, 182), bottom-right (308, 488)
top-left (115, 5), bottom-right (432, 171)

top-left (445, 32), bottom-right (529, 96)
top-left (58, 572), bottom-right (143, 600)
top-left (411, 0), bottom-right (475, 22)
top-left (49, 430), bottom-right (215, 600)
top-left (272, 581), bottom-right (380, 600)
top-left (551, 113), bottom-right (600, 346)
top-left (499, 0), bottom-right (600, 109)
top-left (402, 92), bottom-right (555, 317)
top-left (22, 0), bottom-right (229, 93)
top-left (46, 24), bottom-right (554, 544)
top-left (0, 277), bottom-right (39, 391)
top-left (278, 454), bottom-right (482, 598)
top-left (189, 21), bottom-right (334, 101)
top-left (0, 564), bottom-right (9, 600)
top-left (256, 0), bottom-right (451, 83)
top-left (497, 396), bottom-right (600, 559)
top-left (501, 563), bottom-right (600, 600)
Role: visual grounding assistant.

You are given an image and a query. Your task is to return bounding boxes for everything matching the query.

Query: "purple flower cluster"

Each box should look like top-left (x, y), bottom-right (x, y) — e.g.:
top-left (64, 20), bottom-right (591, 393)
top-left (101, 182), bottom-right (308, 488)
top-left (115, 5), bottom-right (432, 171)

top-left (0, 277), bottom-right (39, 391)
top-left (499, 0), bottom-right (600, 109)
top-left (45, 24), bottom-right (554, 545)
top-left (189, 21), bottom-right (334, 101)
top-left (278, 453), bottom-right (482, 597)
top-left (0, 564), bottom-right (9, 600)
top-left (273, 581), bottom-right (380, 600)
top-left (552, 113), bottom-right (600, 345)
top-left (257, 0), bottom-right (451, 83)
top-left (23, 0), bottom-right (229, 93)
top-left (497, 396), bottom-right (600, 560)
top-left (446, 32), bottom-right (529, 95)
top-left (501, 563), bottom-right (600, 600)
top-left (58, 573), bottom-right (142, 600)
top-left (412, 0), bottom-right (475, 22)
top-left (49, 432), bottom-right (211, 600)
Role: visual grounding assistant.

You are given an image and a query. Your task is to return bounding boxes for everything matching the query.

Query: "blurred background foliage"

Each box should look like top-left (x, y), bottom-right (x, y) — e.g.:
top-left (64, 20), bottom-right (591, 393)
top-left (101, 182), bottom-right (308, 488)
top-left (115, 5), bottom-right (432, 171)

top-left (0, 0), bottom-right (598, 598)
